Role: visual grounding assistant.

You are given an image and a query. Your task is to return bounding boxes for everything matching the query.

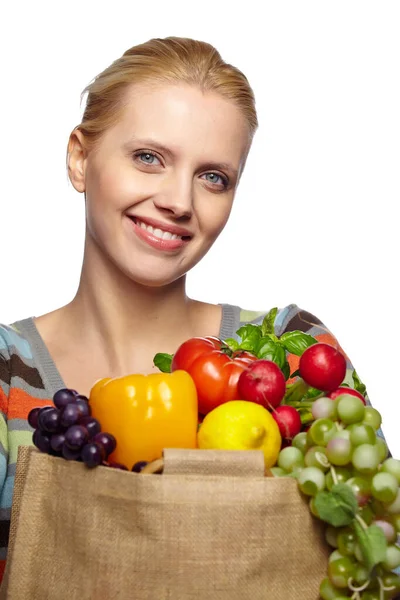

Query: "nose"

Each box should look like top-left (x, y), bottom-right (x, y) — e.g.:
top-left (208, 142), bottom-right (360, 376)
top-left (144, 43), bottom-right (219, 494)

top-left (152, 173), bottom-right (194, 219)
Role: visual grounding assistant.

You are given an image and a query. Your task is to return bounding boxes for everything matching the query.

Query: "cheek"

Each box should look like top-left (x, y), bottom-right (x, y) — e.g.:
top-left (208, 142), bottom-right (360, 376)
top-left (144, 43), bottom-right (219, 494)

top-left (84, 167), bottom-right (120, 241)
top-left (85, 160), bottom-right (134, 212)
top-left (199, 201), bottom-right (233, 239)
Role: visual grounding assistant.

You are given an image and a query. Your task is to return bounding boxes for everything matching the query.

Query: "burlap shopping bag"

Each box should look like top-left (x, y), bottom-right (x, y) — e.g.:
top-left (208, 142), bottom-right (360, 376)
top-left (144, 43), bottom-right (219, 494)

top-left (1, 445), bottom-right (329, 600)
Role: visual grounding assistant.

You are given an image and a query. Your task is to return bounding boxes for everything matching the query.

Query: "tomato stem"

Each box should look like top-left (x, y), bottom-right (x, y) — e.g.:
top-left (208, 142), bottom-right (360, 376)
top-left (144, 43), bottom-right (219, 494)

top-left (219, 341), bottom-right (234, 357)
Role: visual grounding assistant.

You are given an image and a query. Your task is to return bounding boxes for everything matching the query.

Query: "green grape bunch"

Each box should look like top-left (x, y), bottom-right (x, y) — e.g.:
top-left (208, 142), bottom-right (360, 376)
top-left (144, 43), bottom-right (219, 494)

top-left (274, 394), bottom-right (400, 600)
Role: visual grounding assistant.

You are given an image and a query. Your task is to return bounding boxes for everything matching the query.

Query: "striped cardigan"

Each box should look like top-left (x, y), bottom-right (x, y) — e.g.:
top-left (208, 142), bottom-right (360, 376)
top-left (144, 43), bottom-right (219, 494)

top-left (0, 303), bottom-right (388, 583)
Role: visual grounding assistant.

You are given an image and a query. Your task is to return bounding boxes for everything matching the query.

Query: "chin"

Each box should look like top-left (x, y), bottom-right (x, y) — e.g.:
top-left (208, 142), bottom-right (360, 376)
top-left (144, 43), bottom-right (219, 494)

top-left (120, 261), bottom-right (188, 289)
top-left (103, 236), bottom-right (211, 288)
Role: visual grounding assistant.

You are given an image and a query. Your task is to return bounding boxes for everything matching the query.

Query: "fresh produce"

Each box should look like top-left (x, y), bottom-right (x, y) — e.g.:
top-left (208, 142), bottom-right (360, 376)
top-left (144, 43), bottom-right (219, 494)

top-left (273, 393), bottom-right (400, 599)
top-left (197, 400), bottom-right (282, 469)
top-left (278, 446), bottom-right (305, 473)
top-left (311, 397), bottom-right (338, 421)
top-left (29, 305), bottom-right (399, 600)
top-left (328, 387), bottom-right (367, 405)
top-left (237, 359), bottom-right (286, 409)
top-left (271, 405), bottom-right (302, 443)
top-left (29, 389), bottom-right (117, 468)
top-left (153, 307), bottom-right (326, 413)
top-left (299, 343), bottom-right (347, 392)
top-left (222, 306), bottom-right (319, 380)
top-left (89, 371), bottom-right (198, 469)
top-left (164, 336), bottom-right (257, 415)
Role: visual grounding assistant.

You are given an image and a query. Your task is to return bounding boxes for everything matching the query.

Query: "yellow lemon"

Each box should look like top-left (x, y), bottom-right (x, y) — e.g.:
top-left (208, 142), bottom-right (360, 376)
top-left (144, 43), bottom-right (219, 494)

top-left (198, 400), bottom-right (282, 468)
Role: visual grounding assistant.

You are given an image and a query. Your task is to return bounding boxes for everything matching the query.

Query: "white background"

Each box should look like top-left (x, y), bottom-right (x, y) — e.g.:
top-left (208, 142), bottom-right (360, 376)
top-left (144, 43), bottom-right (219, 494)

top-left (1, 2), bottom-right (399, 454)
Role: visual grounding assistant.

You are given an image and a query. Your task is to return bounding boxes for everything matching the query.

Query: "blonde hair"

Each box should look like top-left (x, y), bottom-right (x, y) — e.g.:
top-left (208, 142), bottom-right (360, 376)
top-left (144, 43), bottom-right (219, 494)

top-left (74, 36), bottom-right (258, 152)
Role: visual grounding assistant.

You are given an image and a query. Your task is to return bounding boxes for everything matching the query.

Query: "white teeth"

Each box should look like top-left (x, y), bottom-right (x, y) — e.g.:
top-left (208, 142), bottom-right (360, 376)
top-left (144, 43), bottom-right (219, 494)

top-left (135, 219), bottom-right (181, 240)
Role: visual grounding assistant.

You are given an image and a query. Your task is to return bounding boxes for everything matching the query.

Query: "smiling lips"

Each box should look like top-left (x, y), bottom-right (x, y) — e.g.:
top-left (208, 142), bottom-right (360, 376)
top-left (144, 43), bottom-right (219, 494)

top-left (128, 216), bottom-right (192, 251)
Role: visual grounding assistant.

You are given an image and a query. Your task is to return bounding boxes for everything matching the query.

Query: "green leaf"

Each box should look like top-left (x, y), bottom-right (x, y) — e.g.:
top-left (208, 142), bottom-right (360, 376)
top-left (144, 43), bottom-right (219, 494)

top-left (257, 338), bottom-right (287, 369)
top-left (283, 378), bottom-right (310, 404)
top-left (260, 332), bottom-right (279, 343)
top-left (280, 331), bottom-right (318, 356)
top-left (314, 483), bottom-right (358, 527)
top-left (236, 324), bottom-right (262, 352)
top-left (256, 337), bottom-right (277, 356)
top-left (290, 369), bottom-right (301, 379)
top-left (281, 361), bottom-right (291, 381)
top-left (352, 370), bottom-right (367, 397)
top-left (305, 386), bottom-right (324, 399)
top-left (353, 520), bottom-right (387, 573)
top-left (153, 353), bottom-right (173, 373)
top-left (224, 338), bottom-right (239, 352)
top-left (261, 307), bottom-right (278, 336)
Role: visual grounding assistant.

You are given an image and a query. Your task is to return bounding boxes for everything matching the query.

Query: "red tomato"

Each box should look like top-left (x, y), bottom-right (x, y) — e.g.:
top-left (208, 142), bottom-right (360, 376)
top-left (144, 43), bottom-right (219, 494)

top-left (171, 337), bottom-right (257, 415)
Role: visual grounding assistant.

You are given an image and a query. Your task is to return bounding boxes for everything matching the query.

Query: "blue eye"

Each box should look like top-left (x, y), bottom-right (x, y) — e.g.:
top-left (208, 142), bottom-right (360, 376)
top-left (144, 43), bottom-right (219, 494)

top-left (133, 151), bottom-right (229, 189)
top-left (203, 172), bottom-right (228, 187)
top-left (135, 151), bottom-right (160, 165)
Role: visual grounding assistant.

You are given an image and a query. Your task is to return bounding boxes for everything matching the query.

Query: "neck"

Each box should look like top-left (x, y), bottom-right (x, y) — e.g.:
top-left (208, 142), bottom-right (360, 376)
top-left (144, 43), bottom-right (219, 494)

top-left (34, 242), bottom-right (223, 385)
top-left (68, 242), bottom-right (195, 349)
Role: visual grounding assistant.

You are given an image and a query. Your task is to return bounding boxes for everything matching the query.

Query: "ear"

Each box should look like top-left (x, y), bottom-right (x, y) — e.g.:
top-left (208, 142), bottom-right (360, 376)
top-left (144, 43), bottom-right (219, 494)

top-left (67, 128), bottom-right (88, 193)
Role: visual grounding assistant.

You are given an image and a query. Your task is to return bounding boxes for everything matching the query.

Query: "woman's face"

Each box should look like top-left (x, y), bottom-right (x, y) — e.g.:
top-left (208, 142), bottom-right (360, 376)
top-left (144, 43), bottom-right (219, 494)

top-left (72, 83), bottom-right (251, 287)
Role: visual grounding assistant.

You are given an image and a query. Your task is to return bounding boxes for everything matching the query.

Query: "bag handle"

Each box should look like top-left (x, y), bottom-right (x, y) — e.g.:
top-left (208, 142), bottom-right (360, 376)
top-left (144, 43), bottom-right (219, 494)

top-left (141, 448), bottom-right (268, 477)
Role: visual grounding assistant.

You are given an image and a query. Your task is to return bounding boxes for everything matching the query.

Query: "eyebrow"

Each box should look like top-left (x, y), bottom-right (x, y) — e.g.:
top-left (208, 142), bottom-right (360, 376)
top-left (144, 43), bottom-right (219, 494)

top-left (125, 137), bottom-right (239, 179)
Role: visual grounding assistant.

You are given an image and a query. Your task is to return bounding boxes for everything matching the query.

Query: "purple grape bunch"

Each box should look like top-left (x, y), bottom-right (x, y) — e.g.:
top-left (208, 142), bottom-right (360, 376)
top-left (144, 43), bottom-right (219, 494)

top-left (28, 388), bottom-right (117, 469)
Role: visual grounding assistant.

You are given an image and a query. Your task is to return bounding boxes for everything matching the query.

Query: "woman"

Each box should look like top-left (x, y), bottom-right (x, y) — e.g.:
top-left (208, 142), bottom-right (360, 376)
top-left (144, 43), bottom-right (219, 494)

top-left (0, 36), bottom-right (382, 582)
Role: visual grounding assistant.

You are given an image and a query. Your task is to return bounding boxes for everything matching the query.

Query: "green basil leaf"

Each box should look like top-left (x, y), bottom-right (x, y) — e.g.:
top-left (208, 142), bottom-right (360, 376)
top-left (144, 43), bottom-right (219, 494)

top-left (261, 307), bottom-right (278, 336)
top-left (257, 339), bottom-right (286, 369)
top-left (281, 361), bottom-right (291, 381)
top-left (314, 483), bottom-right (358, 527)
top-left (256, 337), bottom-right (276, 356)
top-left (290, 369), bottom-right (301, 379)
top-left (153, 353), bottom-right (173, 373)
top-left (280, 331), bottom-right (318, 356)
top-left (224, 338), bottom-right (239, 352)
top-left (352, 370), bottom-right (367, 397)
top-left (353, 521), bottom-right (387, 573)
top-left (236, 324), bottom-right (262, 352)
top-left (261, 332), bottom-right (279, 343)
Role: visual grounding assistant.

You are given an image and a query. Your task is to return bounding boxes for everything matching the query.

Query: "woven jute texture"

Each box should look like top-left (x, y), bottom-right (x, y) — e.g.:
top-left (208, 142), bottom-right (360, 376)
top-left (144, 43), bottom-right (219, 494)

top-left (0, 446), bottom-right (329, 599)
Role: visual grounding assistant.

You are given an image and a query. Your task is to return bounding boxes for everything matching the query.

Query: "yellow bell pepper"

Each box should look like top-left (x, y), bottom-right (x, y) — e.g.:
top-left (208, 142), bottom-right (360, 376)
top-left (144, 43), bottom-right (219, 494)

top-left (89, 370), bottom-right (198, 469)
